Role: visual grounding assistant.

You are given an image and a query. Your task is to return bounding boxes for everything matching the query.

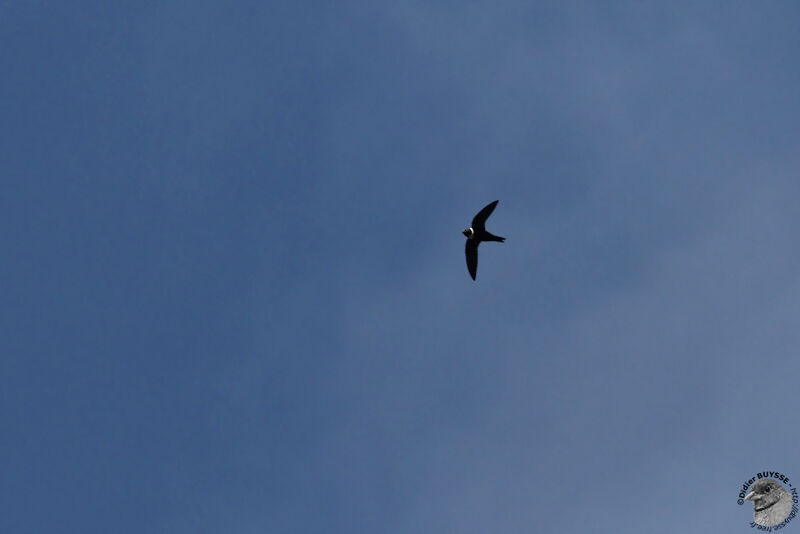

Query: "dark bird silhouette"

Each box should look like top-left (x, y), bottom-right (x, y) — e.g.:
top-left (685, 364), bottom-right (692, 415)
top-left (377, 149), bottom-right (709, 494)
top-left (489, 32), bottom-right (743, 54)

top-left (463, 200), bottom-right (505, 280)
top-left (745, 479), bottom-right (794, 526)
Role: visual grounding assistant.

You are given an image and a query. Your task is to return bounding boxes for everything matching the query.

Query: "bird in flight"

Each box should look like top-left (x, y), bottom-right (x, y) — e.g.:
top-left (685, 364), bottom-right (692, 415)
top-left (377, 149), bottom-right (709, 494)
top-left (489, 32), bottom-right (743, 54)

top-left (463, 200), bottom-right (505, 280)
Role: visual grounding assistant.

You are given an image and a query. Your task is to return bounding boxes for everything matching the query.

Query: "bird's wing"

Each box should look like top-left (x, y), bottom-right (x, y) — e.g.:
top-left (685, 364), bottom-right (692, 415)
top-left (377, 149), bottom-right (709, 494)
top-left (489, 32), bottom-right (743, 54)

top-left (471, 200), bottom-right (499, 230)
top-left (465, 239), bottom-right (479, 280)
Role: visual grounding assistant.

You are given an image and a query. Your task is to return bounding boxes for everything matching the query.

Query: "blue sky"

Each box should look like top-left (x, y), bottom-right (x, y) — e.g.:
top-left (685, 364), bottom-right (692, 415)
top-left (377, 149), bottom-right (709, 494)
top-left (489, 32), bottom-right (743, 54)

top-left (3, 2), bottom-right (800, 532)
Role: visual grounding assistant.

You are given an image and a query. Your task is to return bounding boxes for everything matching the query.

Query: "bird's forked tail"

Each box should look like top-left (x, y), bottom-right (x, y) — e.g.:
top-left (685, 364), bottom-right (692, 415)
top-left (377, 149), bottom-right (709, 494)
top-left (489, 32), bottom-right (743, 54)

top-left (485, 232), bottom-right (505, 243)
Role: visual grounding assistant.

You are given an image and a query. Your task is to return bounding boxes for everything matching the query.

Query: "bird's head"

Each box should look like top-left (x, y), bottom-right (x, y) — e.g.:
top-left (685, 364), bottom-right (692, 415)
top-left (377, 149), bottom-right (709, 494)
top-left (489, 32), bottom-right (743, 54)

top-left (745, 479), bottom-right (788, 512)
top-left (463, 228), bottom-right (474, 239)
